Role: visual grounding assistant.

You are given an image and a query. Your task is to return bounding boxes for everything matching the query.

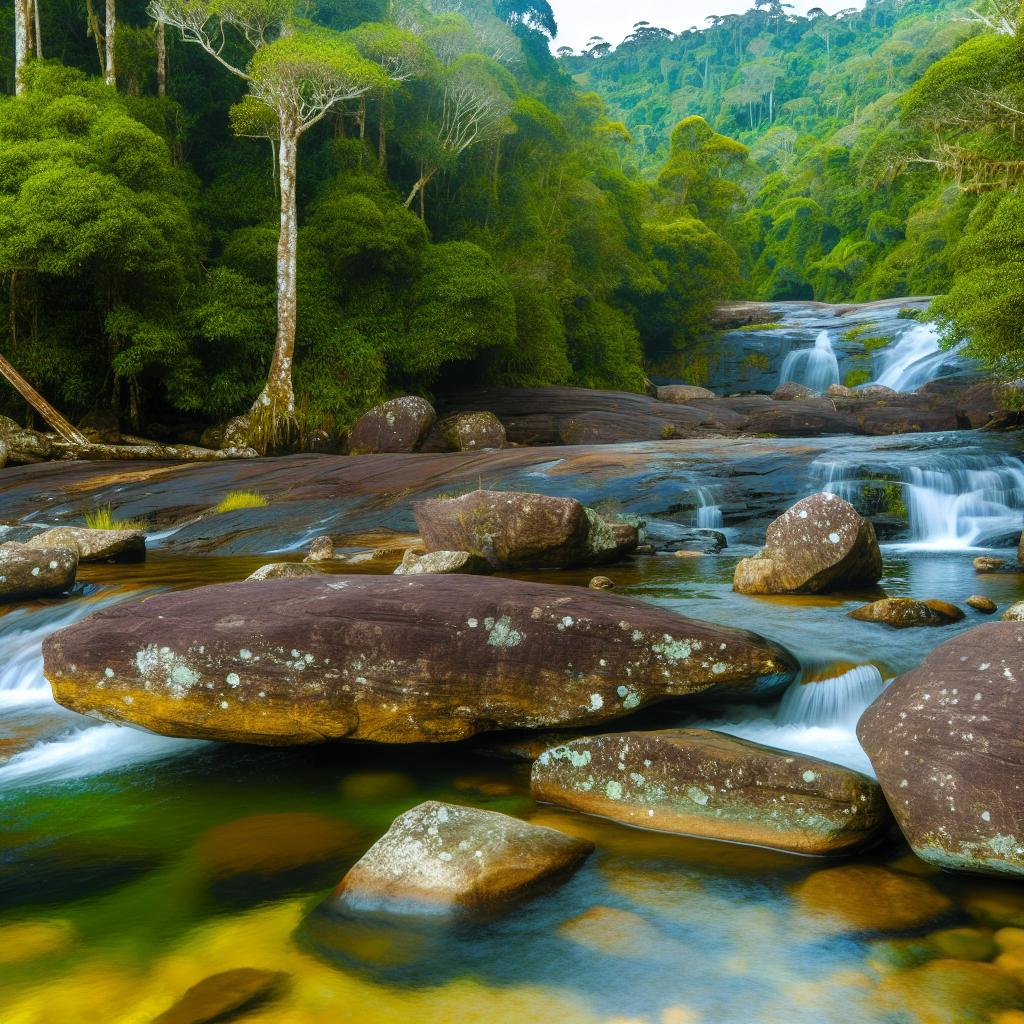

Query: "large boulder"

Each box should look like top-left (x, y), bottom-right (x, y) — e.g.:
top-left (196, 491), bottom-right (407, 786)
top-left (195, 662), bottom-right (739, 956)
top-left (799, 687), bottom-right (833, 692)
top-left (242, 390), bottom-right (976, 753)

top-left (42, 575), bottom-right (798, 745)
top-left (849, 597), bottom-right (964, 628)
top-left (0, 545), bottom-right (77, 602)
top-left (733, 492), bottom-right (882, 595)
top-left (656, 385), bottom-right (716, 403)
top-left (858, 622), bottom-right (1024, 877)
top-left (440, 412), bottom-right (506, 451)
top-left (347, 397), bottom-right (435, 455)
top-left (530, 728), bottom-right (887, 855)
top-left (23, 526), bottom-right (145, 563)
top-left (323, 801), bottom-right (592, 917)
top-left (414, 489), bottom-right (634, 569)
top-left (772, 381), bottom-right (817, 401)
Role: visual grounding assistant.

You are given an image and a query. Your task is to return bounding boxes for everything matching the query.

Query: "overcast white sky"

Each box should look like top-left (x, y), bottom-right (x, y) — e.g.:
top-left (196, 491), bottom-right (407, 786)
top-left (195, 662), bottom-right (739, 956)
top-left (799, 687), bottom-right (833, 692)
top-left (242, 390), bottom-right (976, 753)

top-left (550, 0), bottom-right (866, 52)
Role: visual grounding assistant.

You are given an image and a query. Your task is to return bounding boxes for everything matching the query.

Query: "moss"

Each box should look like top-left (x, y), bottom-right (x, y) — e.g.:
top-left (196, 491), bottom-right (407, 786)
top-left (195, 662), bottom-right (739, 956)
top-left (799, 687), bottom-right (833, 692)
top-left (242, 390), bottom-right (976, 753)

top-left (212, 490), bottom-right (269, 514)
top-left (844, 369), bottom-right (872, 387)
top-left (861, 335), bottom-right (892, 353)
top-left (734, 322), bottom-right (782, 332)
top-left (741, 352), bottom-right (771, 371)
top-left (842, 323), bottom-right (879, 342)
top-left (679, 354), bottom-right (710, 387)
top-left (898, 307), bottom-right (927, 321)
top-left (660, 423), bottom-right (678, 439)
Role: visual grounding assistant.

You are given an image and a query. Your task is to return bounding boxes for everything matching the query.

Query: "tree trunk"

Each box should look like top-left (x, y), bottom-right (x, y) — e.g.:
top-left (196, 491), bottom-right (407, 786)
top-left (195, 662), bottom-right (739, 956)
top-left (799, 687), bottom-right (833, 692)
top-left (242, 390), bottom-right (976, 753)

top-left (14, 0), bottom-right (31, 94)
top-left (32, 0), bottom-right (41, 59)
top-left (156, 20), bottom-right (166, 97)
top-left (249, 127), bottom-right (298, 452)
top-left (377, 91), bottom-right (387, 170)
top-left (0, 352), bottom-right (88, 444)
top-left (104, 0), bottom-right (115, 86)
top-left (404, 166), bottom-right (437, 214)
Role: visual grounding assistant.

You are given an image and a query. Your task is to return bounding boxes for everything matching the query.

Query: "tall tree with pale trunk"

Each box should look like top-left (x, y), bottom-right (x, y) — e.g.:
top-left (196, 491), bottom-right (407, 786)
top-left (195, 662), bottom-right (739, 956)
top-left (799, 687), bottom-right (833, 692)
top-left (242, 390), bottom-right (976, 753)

top-left (148, 0), bottom-right (384, 449)
top-left (13, 0), bottom-right (36, 94)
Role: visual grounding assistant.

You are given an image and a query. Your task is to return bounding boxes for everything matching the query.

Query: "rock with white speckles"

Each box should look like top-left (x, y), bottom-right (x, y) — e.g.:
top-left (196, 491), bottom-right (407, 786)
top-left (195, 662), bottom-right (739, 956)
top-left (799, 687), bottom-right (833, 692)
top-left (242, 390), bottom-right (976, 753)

top-left (1002, 601), bottom-right (1024, 622)
top-left (849, 597), bottom-right (965, 628)
top-left (530, 728), bottom-right (888, 855)
top-left (246, 562), bottom-right (324, 581)
top-left (23, 526), bottom-right (145, 563)
top-left (733, 492), bottom-right (882, 595)
top-left (858, 622), bottom-right (1024, 878)
top-left (325, 801), bottom-right (592, 916)
top-left (41, 575), bottom-right (798, 745)
top-left (439, 412), bottom-right (506, 451)
top-left (0, 544), bottom-right (77, 602)
top-left (392, 549), bottom-right (492, 576)
top-left (347, 397), bottom-right (436, 455)
top-left (414, 489), bottom-right (635, 569)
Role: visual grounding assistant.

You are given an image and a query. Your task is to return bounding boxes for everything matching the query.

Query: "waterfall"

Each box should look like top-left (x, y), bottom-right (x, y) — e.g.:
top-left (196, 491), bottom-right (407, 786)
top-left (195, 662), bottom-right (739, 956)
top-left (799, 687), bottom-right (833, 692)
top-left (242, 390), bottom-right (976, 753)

top-left (775, 666), bottom-right (886, 730)
top-left (872, 323), bottom-right (966, 392)
top-left (814, 450), bottom-right (1024, 549)
top-left (778, 330), bottom-right (840, 392)
top-left (695, 486), bottom-right (724, 529)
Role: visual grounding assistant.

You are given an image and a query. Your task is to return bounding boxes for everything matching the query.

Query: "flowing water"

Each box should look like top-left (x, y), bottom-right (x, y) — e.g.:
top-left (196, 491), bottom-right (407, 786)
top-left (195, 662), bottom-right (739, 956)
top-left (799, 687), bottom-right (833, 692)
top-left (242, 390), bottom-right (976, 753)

top-left (779, 330), bottom-right (841, 392)
top-left (873, 322), bottom-right (968, 393)
top-left (2, 303), bottom-right (1024, 1021)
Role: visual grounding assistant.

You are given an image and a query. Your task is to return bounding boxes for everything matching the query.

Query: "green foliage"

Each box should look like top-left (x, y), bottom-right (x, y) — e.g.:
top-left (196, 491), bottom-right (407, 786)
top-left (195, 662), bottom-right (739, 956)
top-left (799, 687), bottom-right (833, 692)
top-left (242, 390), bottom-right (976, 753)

top-left (83, 505), bottom-right (146, 530)
top-left (212, 490), bottom-right (269, 513)
top-left (844, 368), bottom-right (872, 387)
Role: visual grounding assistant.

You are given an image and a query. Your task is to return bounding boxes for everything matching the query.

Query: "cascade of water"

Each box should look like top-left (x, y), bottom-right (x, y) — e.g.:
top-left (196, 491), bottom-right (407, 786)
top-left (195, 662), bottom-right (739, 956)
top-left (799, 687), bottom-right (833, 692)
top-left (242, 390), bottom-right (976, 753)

top-left (775, 666), bottom-right (886, 729)
top-left (872, 323), bottom-right (966, 392)
top-left (778, 330), bottom-right (840, 392)
top-left (814, 451), bottom-right (1024, 549)
top-left (695, 486), bottom-right (724, 529)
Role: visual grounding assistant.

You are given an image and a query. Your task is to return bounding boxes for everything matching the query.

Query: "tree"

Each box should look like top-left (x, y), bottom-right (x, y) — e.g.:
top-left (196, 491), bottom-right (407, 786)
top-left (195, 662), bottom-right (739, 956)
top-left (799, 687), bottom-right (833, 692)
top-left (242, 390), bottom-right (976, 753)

top-left (13, 0), bottom-right (36, 95)
top-left (105, 0), bottom-right (117, 85)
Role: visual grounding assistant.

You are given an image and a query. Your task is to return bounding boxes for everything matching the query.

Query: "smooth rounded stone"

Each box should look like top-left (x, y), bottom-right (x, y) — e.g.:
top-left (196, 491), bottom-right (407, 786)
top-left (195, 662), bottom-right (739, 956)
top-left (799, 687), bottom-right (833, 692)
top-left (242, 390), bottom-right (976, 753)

top-left (246, 562), bottom-right (323, 581)
top-left (929, 927), bottom-right (998, 962)
top-left (733, 492), bottom-right (882, 595)
top-left (347, 396), bottom-right (436, 455)
top-left (967, 595), bottom-right (998, 613)
top-left (674, 549), bottom-right (704, 559)
top-left (0, 545), bottom-right (77, 602)
top-left (858, 622), bottom-right (1024, 877)
top-left (772, 381), bottom-right (817, 401)
top-left (793, 865), bottom-right (953, 932)
top-left (826, 383), bottom-right (854, 397)
top-left (304, 535), bottom-right (336, 562)
top-left (325, 801), bottom-right (592, 917)
top-left (588, 575), bottom-right (614, 590)
top-left (849, 597), bottom-right (965, 628)
top-left (975, 556), bottom-right (1007, 573)
top-left (440, 411), bottom-right (506, 451)
top-left (530, 728), bottom-right (888, 855)
top-left (875, 960), bottom-right (1024, 1024)
top-left (635, 543), bottom-right (656, 555)
top-left (857, 384), bottom-right (899, 397)
top-left (558, 905), bottom-right (668, 957)
top-left (23, 526), bottom-right (145, 564)
top-left (414, 489), bottom-right (634, 569)
top-left (43, 575), bottom-right (798, 744)
top-left (195, 812), bottom-right (359, 886)
top-left (393, 549), bottom-right (492, 576)
top-left (1003, 602), bottom-right (1024, 621)
top-left (656, 384), bottom-right (716, 403)
top-left (153, 968), bottom-right (289, 1024)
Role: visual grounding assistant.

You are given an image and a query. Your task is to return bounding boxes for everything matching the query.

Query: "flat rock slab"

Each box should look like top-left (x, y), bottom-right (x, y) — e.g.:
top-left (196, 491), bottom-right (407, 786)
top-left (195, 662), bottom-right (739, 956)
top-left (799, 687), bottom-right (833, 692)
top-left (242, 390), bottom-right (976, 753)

top-left (42, 575), bottom-right (798, 745)
top-left (23, 526), bottom-right (145, 563)
top-left (530, 728), bottom-right (888, 855)
top-left (0, 545), bottom-right (77, 602)
top-left (858, 622), bottom-right (1024, 878)
top-left (326, 801), bottom-right (593, 917)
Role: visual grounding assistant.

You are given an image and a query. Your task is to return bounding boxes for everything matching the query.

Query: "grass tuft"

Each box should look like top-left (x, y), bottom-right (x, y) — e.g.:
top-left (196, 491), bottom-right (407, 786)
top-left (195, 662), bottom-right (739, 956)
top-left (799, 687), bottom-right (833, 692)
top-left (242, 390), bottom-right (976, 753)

top-left (213, 490), bottom-right (269, 514)
top-left (83, 505), bottom-right (146, 531)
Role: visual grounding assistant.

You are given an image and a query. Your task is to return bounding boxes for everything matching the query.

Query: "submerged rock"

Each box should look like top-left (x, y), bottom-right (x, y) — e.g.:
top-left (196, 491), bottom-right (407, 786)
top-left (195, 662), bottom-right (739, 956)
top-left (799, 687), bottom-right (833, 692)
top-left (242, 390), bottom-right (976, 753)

top-left (530, 728), bottom-right (888, 855)
top-left (0, 545), bottom-right (77, 602)
top-left (23, 526), bottom-right (145, 563)
top-left (325, 801), bottom-right (592, 917)
top-left (440, 411), bottom-right (506, 451)
top-left (733, 492), bottom-right (882, 595)
top-left (392, 549), bottom-right (492, 576)
top-left (153, 968), bottom-right (289, 1024)
top-left (858, 622), bottom-right (1024, 877)
top-left (967, 595), bottom-right (998, 614)
top-left (246, 562), bottom-right (323, 581)
top-left (974, 556), bottom-right (1006, 573)
top-left (849, 597), bottom-right (964, 628)
top-left (42, 575), bottom-right (798, 745)
top-left (414, 489), bottom-right (634, 569)
top-left (348, 397), bottom-right (436, 455)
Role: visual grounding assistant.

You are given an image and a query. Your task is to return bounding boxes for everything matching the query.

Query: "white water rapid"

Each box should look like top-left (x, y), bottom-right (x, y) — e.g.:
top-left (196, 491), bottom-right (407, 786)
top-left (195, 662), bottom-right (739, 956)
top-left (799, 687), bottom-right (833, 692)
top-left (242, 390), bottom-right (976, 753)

top-left (779, 330), bottom-right (840, 392)
top-left (872, 323), bottom-right (967, 392)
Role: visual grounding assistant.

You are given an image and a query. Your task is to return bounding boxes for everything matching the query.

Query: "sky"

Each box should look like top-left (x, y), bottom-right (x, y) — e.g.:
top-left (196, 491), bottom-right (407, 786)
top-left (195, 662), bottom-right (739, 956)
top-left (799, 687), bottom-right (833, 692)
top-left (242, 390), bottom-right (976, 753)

top-left (549, 0), bottom-right (865, 52)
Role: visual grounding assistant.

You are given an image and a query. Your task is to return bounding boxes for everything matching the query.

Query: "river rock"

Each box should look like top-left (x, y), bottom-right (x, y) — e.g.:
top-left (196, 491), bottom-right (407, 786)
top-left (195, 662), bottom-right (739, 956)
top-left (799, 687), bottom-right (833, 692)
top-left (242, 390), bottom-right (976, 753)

top-left (153, 968), bottom-right (289, 1024)
top-left (414, 489), bottom-right (633, 569)
top-left (858, 622), bottom-right (1024, 877)
top-left (325, 801), bottom-right (592, 917)
top-left (772, 381), bottom-right (817, 401)
top-left (530, 728), bottom-right (887, 855)
top-left (42, 575), bottom-right (798, 744)
top-left (589, 575), bottom-right (614, 589)
top-left (23, 526), bottom-right (145, 563)
top-left (974, 556), bottom-right (1006, 573)
top-left (304, 535), bottom-right (336, 562)
top-left (440, 412), bottom-right (506, 451)
top-left (826, 384), bottom-right (853, 398)
top-left (0, 545), bottom-right (77, 601)
top-left (393, 549), bottom-right (492, 575)
top-left (247, 562), bottom-right (323, 581)
top-left (348, 397), bottom-right (436, 455)
top-left (1003, 602), bottom-right (1024, 621)
top-left (967, 595), bottom-right (997, 613)
top-left (849, 597), bottom-right (965, 628)
top-left (733, 492), bottom-right (882, 595)
top-left (657, 385), bottom-right (716, 403)
top-left (857, 384), bottom-right (899, 397)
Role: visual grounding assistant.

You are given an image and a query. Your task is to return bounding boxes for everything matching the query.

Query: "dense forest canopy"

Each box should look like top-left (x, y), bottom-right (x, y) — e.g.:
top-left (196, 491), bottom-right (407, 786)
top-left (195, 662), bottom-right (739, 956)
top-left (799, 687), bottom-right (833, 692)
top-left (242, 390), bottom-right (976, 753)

top-left (0, 0), bottom-right (1023, 446)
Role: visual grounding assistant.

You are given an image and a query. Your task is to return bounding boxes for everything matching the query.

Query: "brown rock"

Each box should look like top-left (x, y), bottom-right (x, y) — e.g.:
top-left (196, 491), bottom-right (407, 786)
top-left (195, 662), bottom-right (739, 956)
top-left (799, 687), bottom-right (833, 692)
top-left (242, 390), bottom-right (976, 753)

top-left (858, 384), bottom-right (899, 397)
top-left (772, 381), bottom-right (817, 401)
top-left (0, 545), bottom-right (77, 602)
top-left (393, 549), bottom-right (492, 576)
top-left (657, 385), bottom-right (716, 403)
top-left (440, 412), bottom-right (506, 451)
top-left (531, 728), bottom-right (888, 855)
top-left (974, 556), bottom-right (1006, 573)
top-left (326, 801), bottom-right (592, 917)
top-left (246, 562), bottom-right (323, 581)
top-left (153, 968), bottom-right (288, 1024)
top-left (304, 535), bottom-right (336, 562)
top-left (414, 489), bottom-right (629, 569)
top-left (588, 575), bottom-right (614, 590)
top-left (348, 397), bottom-right (436, 455)
top-left (967, 595), bottom-right (997, 614)
top-left (849, 597), bottom-right (965, 628)
top-left (733, 492), bottom-right (882, 595)
top-left (858, 622), bottom-right (1024, 877)
top-left (1019, 530), bottom-right (1024, 566)
top-left (826, 384), bottom-right (853, 397)
top-left (793, 864), bottom-right (953, 932)
top-left (42, 575), bottom-right (798, 745)
top-left (1003, 602), bottom-right (1024, 621)
top-left (23, 526), bottom-right (145, 564)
